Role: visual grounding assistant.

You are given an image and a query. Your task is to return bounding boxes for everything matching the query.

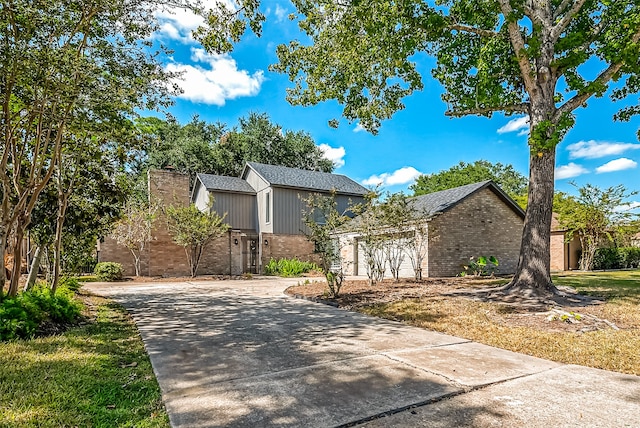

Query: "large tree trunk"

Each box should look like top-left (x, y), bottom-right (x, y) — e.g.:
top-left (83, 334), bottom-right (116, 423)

top-left (505, 149), bottom-right (558, 297)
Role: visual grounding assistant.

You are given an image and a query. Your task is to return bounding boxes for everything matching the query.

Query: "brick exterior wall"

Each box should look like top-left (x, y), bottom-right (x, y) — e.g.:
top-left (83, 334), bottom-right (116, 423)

top-left (260, 233), bottom-right (321, 270)
top-left (427, 188), bottom-right (523, 277)
top-left (550, 232), bottom-right (566, 271)
top-left (98, 235), bottom-right (149, 277)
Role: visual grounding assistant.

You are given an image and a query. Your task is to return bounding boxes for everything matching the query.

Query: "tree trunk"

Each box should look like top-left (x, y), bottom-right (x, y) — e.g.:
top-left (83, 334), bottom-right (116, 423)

top-left (24, 245), bottom-right (44, 292)
top-left (505, 149), bottom-right (558, 296)
top-left (8, 227), bottom-right (24, 297)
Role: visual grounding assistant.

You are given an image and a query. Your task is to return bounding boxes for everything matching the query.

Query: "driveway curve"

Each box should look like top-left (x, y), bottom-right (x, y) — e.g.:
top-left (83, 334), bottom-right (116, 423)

top-left (85, 278), bottom-right (640, 428)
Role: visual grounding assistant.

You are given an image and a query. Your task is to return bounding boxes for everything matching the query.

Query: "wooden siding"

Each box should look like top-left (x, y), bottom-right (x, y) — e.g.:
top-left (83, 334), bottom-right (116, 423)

top-left (210, 191), bottom-right (257, 231)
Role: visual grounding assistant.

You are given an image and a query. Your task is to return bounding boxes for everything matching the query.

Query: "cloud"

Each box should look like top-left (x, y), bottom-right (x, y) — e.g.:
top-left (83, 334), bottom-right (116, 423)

top-left (353, 123), bottom-right (366, 133)
top-left (362, 167), bottom-right (422, 187)
top-left (555, 163), bottom-right (589, 179)
top-left (154, 1), bottom-right (233, 43)
top-left (497, 116), bottom-right (529, 134)
top-left (567, 140), bottom-right (640, 159)
top-left (614, 201), bottom-right (640, 213)
top-left (595, 158), bottom-right (638, 174)
top-left (318, 144), bottom-right (346, 168)
top-left (274, 4), bottom-right (288, 21)
top-left (166, 48), bottom-right (264, 105)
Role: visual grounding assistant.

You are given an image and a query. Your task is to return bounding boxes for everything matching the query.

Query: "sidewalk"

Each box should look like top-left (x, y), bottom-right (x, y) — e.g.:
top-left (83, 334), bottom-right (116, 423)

top-left (85, 279), bottom-right (640, 427)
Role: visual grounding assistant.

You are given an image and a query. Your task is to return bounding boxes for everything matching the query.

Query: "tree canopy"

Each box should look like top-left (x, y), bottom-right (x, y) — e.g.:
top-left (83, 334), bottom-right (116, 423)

top-left (203, 0), bottom-right (640, 297)
top-left (411, 160), bottom-right (528, 201)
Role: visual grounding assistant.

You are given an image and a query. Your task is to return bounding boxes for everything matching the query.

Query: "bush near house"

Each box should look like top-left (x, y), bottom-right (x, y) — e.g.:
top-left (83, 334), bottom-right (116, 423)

top-left (93, 262), bottom-right (124, 281)
top-left (264, 258), bottom-right (319, 277)
top-left (593, 248), bottom-right (640, 270)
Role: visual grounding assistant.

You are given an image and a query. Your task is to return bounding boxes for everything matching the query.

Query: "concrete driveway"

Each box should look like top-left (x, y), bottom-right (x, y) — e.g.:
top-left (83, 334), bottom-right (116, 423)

top-left (85, 278), bottom-right (640, 428)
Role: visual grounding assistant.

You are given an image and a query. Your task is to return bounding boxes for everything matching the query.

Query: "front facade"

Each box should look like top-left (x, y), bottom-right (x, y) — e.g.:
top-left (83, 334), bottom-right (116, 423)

top-left (101, 163), bottom-right (368, 277)
top-left (340, 181), bottom-right (525, 278)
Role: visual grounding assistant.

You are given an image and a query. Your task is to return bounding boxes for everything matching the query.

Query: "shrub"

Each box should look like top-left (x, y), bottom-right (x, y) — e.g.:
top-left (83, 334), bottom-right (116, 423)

top-left (593, 247), bottom-right (640, 270)
top-left (460, 256), bottom-right (499, 277)
top-left (0, 284), bottom-right (82, 341)
top-left (94, 262), bottom-right (124, 281)
top-left (264, 258), bottom-right (320, 277)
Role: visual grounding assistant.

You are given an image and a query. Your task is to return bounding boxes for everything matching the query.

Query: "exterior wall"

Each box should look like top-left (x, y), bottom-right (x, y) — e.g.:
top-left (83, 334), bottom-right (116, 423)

top-left (209, 191), bottom-right (257, 231)
top-left (148, 169), bottom-right (191, 277)
top-left (550, 231), bottom-right (566, 271)
top-left (98, 235), bottom-right (148, 277)
top-left (427, 189), bottom-right (523, 277)
top-left (193, 181), bottom-right (210, 212)
top-left (260, 233), bottom-right (320, 269)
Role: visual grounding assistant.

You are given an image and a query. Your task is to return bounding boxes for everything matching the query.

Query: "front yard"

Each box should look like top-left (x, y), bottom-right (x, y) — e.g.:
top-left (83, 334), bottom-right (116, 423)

top-left (287, 270), bottom-right (640, 376)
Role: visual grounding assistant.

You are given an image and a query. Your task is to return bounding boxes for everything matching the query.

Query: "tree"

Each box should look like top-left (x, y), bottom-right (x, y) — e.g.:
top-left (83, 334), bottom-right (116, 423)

top-left (411, 161), bottom-right (527, 201)
top-left (165, 201), bottom-right (229, 278)
top-left (302, 192), bottom-right (350, 297)
top-left (202, 0), bottom-right (640, 297)
top-left (111, 203), bottom-right (156, 277)
top-left (0, 0), bottom-right (190, 297)
top-left (555, 184), bottom-right (638, 270)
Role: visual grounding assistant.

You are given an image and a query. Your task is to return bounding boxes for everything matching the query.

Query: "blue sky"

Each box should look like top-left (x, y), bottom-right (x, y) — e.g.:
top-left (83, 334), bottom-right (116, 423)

top-left (152, 1), bottom-right (640, 209)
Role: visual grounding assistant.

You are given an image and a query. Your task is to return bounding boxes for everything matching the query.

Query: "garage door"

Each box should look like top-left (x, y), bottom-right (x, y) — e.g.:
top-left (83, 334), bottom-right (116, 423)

top-left (355, 239), bottom-right (414, 279)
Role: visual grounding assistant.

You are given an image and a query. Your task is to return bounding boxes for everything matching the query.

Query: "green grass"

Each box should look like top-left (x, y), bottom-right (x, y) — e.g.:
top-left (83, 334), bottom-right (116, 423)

top-left (359, 270), bottom-right (640, 376)
top-left (0, 294), bottom-right (169, 428)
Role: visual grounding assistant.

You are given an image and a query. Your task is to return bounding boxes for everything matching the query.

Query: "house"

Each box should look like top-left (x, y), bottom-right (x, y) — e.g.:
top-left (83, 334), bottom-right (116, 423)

top-left (338, 181), bottom-right (525, 278)
top-left (100, 163), bottom-right (368, 276)
top-left (550, 213), bottom-right (582, 271)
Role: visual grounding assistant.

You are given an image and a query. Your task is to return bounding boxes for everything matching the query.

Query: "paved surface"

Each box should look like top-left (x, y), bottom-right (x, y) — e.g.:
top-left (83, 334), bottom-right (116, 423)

top-left (85, 278), bottom-right (640, 427)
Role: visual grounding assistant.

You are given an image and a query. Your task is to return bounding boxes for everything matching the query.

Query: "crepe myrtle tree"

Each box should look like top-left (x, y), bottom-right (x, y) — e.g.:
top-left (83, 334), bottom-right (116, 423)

top-left (199, 0), bottom-right (640, 297)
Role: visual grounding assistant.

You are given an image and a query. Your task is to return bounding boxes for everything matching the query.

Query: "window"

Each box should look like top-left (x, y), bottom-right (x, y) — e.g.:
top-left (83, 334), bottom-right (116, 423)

top-left (265, 191), bottom-right (271, 224)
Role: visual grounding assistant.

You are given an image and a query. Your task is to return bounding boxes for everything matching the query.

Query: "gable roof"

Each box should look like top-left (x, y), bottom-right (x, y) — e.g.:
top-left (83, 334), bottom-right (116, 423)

top-left (242, 162), bottom-right (369, 196)
top-left (411, 181), bottom-right (525, 218)
top-left (195, 173), bottom-right (256, 194)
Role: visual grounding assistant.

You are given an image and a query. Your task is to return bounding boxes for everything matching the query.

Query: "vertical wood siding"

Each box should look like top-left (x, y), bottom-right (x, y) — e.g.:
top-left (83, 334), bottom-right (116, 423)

top-left (210, 192), bottom-right (257, 231)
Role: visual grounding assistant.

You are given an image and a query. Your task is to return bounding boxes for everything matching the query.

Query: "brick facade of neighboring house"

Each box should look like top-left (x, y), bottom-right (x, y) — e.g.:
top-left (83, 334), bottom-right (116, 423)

top-left (100, 164), bottom-right (367, 276)
top-left (339, 181), bottom-right (526, 278)
top-left (549, 213), bottom-right (582, 271)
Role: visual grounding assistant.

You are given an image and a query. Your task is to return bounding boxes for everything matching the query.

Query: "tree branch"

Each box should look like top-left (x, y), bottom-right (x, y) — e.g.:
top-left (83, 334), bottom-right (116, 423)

top-left (449, 24), bottom-right (498, 38)
top-left (497, 0), bottom-right (537, 95)
top-left (445, 103), bottom-right (529, 117)
top-left (551, 0), bottom-right (587, 42)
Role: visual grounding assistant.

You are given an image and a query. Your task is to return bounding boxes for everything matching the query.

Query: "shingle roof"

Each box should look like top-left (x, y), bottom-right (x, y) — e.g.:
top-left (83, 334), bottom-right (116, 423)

top-left (411, 180), bottom-right (496, 216)
top-left (196, 173), bottom-right (256, 194)
top-left (244, 162), bottom-right (369, 196)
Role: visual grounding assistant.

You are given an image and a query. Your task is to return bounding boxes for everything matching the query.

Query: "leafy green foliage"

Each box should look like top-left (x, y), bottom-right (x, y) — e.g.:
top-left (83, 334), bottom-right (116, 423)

top-left (593, 248), bottom-right (640, 270)
top-left (94, 262), bottom-right (124, 282)
top-left (411, 160), bottom-right (527, 200)
top-left (0, 284), bottom-right (81, 341)
top-left (165, 202), bottom-right (230, 277)
top-left (460, 256), bottom-right (499, 277)
top-left (264, 258), bottom-right (319, 277)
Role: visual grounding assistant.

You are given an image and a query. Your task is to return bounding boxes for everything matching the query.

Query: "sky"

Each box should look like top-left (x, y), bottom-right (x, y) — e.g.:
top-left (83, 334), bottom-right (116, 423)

top-left (150, 1), bottom-right (640, 210)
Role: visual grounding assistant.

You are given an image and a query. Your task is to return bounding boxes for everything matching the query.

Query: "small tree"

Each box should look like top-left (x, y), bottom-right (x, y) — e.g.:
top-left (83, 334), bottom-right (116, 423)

top-left (556, 184), bottom-right (638, 271)
top-left (165, 201), bottom-right (229, 278)
top-left (302, 192), bottom-right (350, 298)
top-left (112, 203), bottom-right (157, 277)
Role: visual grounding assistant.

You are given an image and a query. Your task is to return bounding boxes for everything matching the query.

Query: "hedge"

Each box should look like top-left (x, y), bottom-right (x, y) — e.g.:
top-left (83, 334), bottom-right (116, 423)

top-left (593, 247), bottom-right (640, 270)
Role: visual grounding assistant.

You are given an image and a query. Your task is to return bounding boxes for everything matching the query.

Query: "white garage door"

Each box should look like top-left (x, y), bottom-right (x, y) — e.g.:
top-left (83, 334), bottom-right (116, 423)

top-left (355, 239), bottom-right (414, 279)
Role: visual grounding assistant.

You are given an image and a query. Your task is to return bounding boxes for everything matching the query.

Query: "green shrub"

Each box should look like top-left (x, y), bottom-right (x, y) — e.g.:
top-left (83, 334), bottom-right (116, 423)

top-left (593, 247), bottom-right (640, 270)
top-left (460, 256), bottom-right (499, 277)
top-left (93, 262), bottom-right (124, 281)
top-left (264, 258), bottom-right (319, 277)
top-left (0, 284), bottom-right (82, 341)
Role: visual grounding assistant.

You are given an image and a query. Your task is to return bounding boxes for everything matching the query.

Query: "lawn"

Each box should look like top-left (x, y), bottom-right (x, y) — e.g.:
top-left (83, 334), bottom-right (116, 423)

top-left (287, 270), bottom-right (640, 376)
top-left (0, 293), bottom-right (169, 428)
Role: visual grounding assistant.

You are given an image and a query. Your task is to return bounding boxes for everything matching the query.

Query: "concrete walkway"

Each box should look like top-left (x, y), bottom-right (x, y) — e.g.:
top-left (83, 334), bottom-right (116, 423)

top-left (85, 278), bottom-right (640, 427)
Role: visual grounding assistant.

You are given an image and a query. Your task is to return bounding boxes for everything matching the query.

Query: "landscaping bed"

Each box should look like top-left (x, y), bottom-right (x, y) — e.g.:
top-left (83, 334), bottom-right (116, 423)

top-left (286, 271), bottom-right (640, 376)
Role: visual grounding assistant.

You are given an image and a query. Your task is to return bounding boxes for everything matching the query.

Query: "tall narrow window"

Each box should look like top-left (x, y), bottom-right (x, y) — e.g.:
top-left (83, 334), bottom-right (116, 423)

top-left (265, 191), bottom-right (271, 224)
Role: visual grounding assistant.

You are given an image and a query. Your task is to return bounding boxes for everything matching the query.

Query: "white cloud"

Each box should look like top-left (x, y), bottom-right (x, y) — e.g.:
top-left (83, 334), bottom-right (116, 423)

top-left (497, 116), bottom-right (529, 134)
top-left (318, 144), bottom-right (346, 168)
top-left (353, 123), bottom-right (366, 133)
top-left (614, 201), bottom-right (640, 213)
top-left (274, 4), bottom-right (288, 21)
top-left (154, 1), bottom-right (233, 43)
top-left (595, 158), bottom-right (638, 174)
top-left (567, 140), bottom-right (640, 159)
top-left (166, 48), bottom-right (264, 105)
top-left (555, 163), bottom-right (589, 179)
top-left (362, 167), bottom-right (422, 187)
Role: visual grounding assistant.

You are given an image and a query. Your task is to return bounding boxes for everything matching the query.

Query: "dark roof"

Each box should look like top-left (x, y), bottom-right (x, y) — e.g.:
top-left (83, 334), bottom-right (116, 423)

top-left (196, 173), bottom-right (256, 194)
top-left (411, 181), bottom-right (525, 218)
top-left (243, 162), bottom-right (369, 196)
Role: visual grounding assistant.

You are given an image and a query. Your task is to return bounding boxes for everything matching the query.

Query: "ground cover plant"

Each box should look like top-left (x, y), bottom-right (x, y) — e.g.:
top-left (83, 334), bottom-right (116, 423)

top-left (0, 293), bottom-right (169, 427)
top-left (263, 258), bottom-right (320, 277)
top-left (286, 271), bottom-right (640, 376)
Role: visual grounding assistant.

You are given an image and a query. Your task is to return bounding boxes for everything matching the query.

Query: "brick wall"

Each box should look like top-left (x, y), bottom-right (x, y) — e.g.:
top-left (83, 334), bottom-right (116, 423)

top-left (427, 188), bottom-right (523, 277)
top-left (260, 233), bottom-right (321, 270)
top-left (550, 232), bottom-right (566, 271)
top-left (98, 236), bottom-right (149, 277)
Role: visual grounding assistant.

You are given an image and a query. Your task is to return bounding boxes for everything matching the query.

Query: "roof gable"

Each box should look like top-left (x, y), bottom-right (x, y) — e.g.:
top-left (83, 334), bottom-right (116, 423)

top-left (411, 181), bottom-right (525, 218)
top-left (242, 162), bottom-right (368, 196)
top-left (196, 173), bottom-right (256, 194)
